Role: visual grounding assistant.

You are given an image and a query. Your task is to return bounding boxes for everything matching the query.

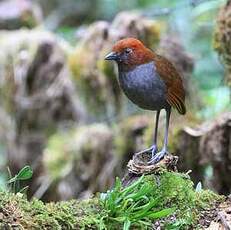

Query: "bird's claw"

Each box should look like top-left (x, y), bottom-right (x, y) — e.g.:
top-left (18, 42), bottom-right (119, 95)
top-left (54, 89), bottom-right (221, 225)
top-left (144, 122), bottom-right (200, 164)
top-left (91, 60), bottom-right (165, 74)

top-left (133, 145), bottom-right (158, 163)
top-left (134, 145), bottom-right (158, 156)
top-left (151, 145), bottom-right (158, 158)
top-left (148, 149), bottom-right (167, 165)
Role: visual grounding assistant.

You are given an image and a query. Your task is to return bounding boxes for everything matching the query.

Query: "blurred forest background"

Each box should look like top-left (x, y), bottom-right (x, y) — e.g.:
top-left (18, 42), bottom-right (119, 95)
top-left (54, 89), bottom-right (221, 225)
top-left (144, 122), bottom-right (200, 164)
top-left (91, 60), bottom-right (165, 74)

top-left (0, 0), bottom-right (230, 202)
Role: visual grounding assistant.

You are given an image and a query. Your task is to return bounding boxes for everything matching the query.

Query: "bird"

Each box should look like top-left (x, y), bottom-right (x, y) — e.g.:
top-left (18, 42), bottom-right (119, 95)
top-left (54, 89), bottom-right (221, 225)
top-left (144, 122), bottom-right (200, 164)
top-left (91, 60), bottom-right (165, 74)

top-left (105, 38), bottom-right (186, 164)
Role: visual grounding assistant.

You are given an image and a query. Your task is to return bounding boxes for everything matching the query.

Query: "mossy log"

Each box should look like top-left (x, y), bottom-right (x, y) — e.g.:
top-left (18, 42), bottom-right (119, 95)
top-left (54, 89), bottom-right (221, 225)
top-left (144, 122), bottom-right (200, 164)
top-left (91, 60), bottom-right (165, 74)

top-left (0, 169), bottom-right (227, 230)
top-left (43, 124), bottom-right (116, 201)
top-left (40, 113), bottom-right (198, 202)
top-left (0, 191), bottom-right (101, 229)
top-left (176, 112), bottom-right (231, 195)
top-left (39, 111), bottom-right (231, 204)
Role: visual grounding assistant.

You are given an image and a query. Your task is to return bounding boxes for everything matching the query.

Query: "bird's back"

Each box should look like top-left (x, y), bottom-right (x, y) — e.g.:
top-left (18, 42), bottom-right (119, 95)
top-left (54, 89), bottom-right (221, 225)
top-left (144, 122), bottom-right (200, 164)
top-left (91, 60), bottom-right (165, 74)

top-left (152, 54), bottom-right (186, 114)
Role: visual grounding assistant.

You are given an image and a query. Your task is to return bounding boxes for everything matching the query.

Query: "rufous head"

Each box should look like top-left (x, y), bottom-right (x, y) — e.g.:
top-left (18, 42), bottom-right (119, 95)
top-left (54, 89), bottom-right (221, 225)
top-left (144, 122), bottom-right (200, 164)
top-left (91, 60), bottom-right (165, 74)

top-left (105, 38), bottom-right (154, 68)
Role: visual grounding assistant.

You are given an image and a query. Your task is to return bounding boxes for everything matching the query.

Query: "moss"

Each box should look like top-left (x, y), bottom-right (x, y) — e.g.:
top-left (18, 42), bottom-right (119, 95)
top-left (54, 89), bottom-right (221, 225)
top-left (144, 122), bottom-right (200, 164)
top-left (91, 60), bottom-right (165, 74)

top-left (143, 171), bottom-right (223, 228)
top-left (0, 29), bottom-right (70, 116)
top-left (143, 19), bottom-right (162, 49)
top-left (114, 115), bottom-right (152, 158)
top-left (44, 124), bottom-right (113, 181)
top-left (0, 191), bottom-right (101, 229)
top-left (44, 130), bottom-right (76, 179)
top-left (0, 171), bottom-right (223, 229)
top-left (68, 44), bottom-right (110, 115)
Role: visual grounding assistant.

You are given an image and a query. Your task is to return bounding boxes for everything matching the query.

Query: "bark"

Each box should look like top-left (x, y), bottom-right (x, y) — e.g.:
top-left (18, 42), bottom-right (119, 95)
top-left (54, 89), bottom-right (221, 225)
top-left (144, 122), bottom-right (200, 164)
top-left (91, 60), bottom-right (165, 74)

top-left (200, 112), bottom-right (231, 195)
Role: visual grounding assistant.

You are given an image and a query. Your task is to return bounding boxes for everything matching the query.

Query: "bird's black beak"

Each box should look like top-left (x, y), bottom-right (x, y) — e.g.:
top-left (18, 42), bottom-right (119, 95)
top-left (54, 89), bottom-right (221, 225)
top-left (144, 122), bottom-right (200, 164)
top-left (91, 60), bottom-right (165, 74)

top-left (104, 52), bottom-right (118, 61)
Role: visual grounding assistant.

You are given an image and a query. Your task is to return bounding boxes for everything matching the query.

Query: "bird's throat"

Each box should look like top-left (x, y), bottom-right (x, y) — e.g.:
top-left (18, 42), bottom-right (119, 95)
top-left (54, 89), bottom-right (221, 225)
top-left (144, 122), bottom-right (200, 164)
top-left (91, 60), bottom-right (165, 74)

top-left (118, 63), bottom-right (136, 72)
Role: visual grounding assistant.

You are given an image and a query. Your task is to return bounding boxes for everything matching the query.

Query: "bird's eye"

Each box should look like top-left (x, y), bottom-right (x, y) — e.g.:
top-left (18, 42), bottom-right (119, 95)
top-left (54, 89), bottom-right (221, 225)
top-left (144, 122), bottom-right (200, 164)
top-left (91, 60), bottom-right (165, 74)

top-left (125, 48), bottom-right (132, 54)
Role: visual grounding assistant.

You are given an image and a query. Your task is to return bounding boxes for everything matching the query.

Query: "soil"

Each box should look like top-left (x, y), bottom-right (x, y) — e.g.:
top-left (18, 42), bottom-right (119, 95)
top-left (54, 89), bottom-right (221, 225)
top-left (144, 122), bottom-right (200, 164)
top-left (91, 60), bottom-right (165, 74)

top-left (204, 196), bottom-right (231, 230)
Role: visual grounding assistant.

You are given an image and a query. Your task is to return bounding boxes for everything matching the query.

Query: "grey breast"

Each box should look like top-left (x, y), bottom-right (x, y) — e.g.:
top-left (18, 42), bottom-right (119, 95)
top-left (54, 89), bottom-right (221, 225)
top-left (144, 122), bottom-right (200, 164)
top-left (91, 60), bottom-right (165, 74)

top-left (118, 62), bottom-right (168, 111)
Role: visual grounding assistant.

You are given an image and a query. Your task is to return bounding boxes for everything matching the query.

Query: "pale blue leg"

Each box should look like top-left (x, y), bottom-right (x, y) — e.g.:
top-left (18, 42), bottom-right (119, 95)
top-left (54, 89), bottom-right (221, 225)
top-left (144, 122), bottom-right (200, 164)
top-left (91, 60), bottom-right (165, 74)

top-left (136, 110), bottom-right (160, 155)
top-left (134, 110), bottom-right (160, 158)
top-left (151, 110), bottom-right (160, 157)
top-left (148, 107), bottom-right (171, 164)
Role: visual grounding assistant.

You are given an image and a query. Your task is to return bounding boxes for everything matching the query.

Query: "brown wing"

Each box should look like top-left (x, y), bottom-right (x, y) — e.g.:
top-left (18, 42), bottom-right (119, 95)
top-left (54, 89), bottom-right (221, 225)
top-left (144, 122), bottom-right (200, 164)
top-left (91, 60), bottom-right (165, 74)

top-left (153, 54), bottom-right (186, 114)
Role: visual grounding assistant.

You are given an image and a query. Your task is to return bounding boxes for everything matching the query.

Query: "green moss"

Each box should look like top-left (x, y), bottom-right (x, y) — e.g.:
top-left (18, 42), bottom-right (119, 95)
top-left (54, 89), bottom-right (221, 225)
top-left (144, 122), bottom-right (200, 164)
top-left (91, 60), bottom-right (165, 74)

top-left (0, 172), bottom-right (223, 229)
top-left (143, 172), bottom-right (223, 228)
top-left (0, 191), bottom-right (101, 229)
top-left (143, 20), bottom-right (162, 49)
top-left (44, 131), bottom-right (76, 179)
top-left (68, 45), bottom-right (111, 116)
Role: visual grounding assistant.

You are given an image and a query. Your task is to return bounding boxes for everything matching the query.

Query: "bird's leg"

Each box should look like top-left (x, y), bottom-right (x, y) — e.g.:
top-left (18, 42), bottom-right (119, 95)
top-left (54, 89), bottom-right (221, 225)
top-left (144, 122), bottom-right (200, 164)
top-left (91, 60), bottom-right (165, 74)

top-left (151, 110), bottom-right (160, 157)
top-left (133, 111), bottom-right (160, 161)
top-left (148, 107), bottom-right (171, 164)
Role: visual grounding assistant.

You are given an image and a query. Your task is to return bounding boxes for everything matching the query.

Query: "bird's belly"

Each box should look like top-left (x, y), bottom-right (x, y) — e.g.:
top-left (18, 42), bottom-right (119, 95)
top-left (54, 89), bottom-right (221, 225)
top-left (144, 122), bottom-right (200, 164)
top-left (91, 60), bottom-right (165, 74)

top-left (119, 62), bottom-right (168, 111)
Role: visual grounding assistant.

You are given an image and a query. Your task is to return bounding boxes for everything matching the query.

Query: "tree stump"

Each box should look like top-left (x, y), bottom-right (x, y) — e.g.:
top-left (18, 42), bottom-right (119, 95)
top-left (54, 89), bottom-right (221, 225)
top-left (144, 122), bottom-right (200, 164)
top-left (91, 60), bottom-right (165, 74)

top-left (123, 149), bottom-right (178, 185)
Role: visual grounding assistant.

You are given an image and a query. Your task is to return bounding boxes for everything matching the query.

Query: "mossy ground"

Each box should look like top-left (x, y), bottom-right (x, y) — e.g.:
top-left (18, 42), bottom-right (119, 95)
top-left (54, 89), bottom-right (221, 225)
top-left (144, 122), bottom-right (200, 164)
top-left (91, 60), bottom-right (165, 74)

top-left (145, 171), bottom-right (223, 229)
top-left (0, 192), bottom-right (102, 229)
top-left (0, 171), bottom-right (224, 229)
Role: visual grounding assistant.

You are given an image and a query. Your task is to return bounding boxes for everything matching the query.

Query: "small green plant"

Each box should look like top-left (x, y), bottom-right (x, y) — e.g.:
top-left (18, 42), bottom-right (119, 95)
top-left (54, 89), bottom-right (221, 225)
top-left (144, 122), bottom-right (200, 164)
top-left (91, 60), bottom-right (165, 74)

top-left (7, 165), bottom-right (33, 194)
top-left (99, 175), bottom-right (174, 230)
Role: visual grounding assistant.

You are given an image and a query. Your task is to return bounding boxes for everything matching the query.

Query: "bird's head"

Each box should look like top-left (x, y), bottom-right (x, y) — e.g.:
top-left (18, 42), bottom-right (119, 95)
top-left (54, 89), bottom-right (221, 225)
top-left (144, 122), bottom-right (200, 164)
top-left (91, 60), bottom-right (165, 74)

top-left (105, 38), bottom-right (154, 69)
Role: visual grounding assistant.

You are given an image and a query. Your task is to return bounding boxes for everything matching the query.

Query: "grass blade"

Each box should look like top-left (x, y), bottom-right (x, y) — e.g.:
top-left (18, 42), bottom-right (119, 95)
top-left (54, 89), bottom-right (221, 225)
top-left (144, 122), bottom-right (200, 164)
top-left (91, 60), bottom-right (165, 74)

top-left (146, 208), bottom-right (174, 219)
top-left (123, 220), bottom-right (131, 230)
top-left (17, 165), bottom-right (33, 180)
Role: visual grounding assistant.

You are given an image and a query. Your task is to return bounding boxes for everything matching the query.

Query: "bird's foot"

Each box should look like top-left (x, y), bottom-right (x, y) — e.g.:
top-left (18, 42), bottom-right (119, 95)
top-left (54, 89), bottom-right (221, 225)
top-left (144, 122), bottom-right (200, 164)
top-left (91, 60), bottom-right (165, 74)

top-left (133, 145), bottom-right (158, 163)
top-left (151, 145), bottom-right (158, 158)
top-left (148, 149), bottom-right (168, 165)
top-left (134, 144), bottom-right (158, 156)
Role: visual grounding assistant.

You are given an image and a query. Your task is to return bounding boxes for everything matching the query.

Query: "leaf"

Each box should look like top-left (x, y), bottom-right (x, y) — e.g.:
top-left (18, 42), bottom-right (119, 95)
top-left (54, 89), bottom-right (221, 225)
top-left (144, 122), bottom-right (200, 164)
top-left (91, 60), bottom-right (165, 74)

top-left (123, 220), bottom-right (131, 230)
top-left (7, 176), bottom-right (17, 184)
top-left (7, 167), bottom-right (12, 179)
top-left (17, 165), bottom-right (33, 181)
top-left (115, 177), bottom-right (122, 191)
top-left (121, 175), bottom-right (144, 196)
top-left (18, 186), bottom-right (29, 194)
top-left (132, 198), bottom-right (161, 220)
top-left (126, 183), bottom-right (153, 201)
top-left (100, 192), bottom-right (108, 201)
top-left (146, 208), bottom-right (175, 219)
